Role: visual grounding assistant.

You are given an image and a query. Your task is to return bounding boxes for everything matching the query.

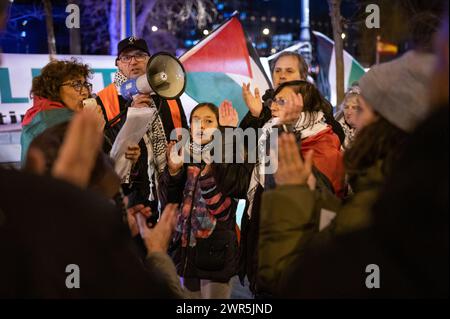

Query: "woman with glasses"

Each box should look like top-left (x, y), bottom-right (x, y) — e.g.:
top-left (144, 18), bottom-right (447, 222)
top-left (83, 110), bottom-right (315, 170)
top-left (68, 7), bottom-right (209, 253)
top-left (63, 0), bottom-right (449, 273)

top-left (20, 59), bottom-right (94, 163)
top-left (335, 85), bottom-right (361, 151)
top-left (241, 80), bottom-right (345, 297)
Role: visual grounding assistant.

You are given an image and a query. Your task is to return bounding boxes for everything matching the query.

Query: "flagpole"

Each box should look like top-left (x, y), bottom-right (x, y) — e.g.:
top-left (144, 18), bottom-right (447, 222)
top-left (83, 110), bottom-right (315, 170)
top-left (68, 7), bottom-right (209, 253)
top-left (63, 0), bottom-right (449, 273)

top-left (376, 35), bottom-right (381, 65)
top-left (121, 0), bottom-right (136, 38)
top-left (299, 0), bottom-right (312, 66)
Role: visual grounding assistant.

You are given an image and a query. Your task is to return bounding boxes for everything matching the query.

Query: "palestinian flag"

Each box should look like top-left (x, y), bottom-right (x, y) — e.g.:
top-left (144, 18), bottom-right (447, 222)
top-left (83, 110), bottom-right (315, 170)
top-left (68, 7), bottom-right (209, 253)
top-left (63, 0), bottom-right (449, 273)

top-left (313, 31), bottom-right (366, 107)
top-left (179, 15), bottom-right (272, 121)
top-left (20, 96), bottom-right (74, 163)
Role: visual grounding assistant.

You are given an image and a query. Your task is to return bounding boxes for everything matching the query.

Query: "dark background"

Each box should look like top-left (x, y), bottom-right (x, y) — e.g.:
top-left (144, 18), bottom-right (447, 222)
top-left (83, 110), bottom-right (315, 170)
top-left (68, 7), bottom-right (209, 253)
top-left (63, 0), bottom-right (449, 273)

top-left (0, 0), bottom-right (446, 66)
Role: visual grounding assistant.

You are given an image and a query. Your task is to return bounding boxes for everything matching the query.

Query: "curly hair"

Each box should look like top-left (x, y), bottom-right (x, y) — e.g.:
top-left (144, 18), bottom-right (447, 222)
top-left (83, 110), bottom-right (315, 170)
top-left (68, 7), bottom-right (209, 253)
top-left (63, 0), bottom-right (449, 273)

top-left (30, 59), bottom-right (92, 102)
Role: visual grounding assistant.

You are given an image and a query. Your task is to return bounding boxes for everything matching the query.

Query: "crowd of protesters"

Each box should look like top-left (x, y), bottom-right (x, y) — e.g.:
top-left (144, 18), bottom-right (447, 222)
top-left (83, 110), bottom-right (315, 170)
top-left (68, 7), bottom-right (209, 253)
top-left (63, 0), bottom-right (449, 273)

top-left (0, 0), bottom-right (448, 299)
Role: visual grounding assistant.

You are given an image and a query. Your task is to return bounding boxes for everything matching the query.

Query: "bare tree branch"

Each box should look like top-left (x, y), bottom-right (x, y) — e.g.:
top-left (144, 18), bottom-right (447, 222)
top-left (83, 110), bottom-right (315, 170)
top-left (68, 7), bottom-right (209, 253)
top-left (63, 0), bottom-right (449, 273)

top-left (42, 0), bottom-right (57, 59)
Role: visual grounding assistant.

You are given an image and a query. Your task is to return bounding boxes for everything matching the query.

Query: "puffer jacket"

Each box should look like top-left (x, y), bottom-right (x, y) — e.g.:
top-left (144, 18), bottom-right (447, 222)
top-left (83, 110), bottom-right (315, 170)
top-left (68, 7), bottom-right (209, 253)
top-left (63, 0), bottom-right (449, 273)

top-left (258, 160), bottom-right (385, 296)
top-left (164, 140), bottom-right (252, 283)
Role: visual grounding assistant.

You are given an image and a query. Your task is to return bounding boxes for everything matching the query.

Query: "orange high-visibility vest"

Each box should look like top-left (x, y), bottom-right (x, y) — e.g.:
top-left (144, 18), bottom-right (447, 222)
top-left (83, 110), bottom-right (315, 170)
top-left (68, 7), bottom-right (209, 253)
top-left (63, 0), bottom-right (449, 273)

top-left (98, 83), bottom-right (183, 129)
top-left (97, 84), bottom-right (121, 125)
top-left (167, 99), bottom-right (183, 135)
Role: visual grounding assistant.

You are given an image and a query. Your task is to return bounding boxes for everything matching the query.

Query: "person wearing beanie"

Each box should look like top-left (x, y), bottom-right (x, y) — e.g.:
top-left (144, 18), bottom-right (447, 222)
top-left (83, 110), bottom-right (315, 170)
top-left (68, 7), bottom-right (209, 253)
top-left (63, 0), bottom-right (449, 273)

top-left (262, 11), bottom-right (449, 298)
top-left (358, 50), bottom-right (436, 133)
top-left (256, 45), bottom-right (438, 296)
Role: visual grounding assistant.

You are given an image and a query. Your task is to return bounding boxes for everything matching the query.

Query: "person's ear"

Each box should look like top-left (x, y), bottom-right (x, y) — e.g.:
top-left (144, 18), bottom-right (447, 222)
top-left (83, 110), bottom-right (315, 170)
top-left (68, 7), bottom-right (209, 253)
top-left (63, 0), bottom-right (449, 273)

top-left (25, 147), bottom-right (47, 175)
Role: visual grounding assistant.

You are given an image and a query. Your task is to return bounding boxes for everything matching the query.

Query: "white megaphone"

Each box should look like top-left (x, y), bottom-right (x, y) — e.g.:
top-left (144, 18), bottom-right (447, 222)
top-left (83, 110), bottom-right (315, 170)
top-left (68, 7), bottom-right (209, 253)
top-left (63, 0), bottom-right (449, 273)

top-left (120, 52), bottom-right (186, 100)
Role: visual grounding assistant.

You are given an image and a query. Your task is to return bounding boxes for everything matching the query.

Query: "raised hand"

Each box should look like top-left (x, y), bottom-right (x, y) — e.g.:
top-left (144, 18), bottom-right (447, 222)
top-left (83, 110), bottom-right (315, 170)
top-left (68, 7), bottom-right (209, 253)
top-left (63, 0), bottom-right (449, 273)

top-left (167, 141), bottom-right (184, 176)
top-left (278, 91), bottom-right (303, 125)
top-left (131, 94), bottom-right (152, 108)
top-left (126, 202), bottom-right (152, 237)
top-left (136, 203), bottom-right (179, 254)
top-left (125, 144), bottom-right (141, 165)
top-left (219, 100), bottom-right (239, 127)
top-left (275, 133), bottom-right (314, 186)
top-left (242, 83), bottom-right (263, 118)
top-left (51, 109), bottom-right (103, 188)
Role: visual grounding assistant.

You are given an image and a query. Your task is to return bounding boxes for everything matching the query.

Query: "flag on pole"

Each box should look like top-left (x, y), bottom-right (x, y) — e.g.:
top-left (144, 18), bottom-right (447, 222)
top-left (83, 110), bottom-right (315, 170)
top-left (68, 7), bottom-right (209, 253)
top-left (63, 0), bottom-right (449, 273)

top-left (179, 15), bottom-right (272, 121)
top-left (313, 31), bottom-right (366, 107)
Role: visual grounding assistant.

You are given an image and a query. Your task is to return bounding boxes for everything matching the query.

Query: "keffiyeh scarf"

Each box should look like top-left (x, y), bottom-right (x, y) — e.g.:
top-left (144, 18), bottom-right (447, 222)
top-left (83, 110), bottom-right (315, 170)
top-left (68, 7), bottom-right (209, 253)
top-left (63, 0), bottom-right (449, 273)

top-left (246, 111), bottom-right (328, 218)
top-left (114, 70), bottom-right (168, 201)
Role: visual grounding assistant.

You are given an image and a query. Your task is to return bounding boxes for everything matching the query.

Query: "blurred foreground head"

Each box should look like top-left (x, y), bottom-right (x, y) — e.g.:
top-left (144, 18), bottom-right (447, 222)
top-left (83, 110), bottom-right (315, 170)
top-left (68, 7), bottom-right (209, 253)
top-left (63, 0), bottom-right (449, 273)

top-left (429, 9), bottom-right (449, 106)
top-left (24, 122), bottom-right (120, 199)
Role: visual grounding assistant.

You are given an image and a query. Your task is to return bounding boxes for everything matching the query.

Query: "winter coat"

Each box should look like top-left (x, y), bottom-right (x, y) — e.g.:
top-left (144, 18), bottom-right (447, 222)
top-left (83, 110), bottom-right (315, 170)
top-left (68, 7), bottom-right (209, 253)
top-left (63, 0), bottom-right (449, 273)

top-left (0, 168), bottom-right (183, 298)
top-left (278, 106), bottom-right (449, 298)
top-left (97, 91), bottom-right (187, 211)
top-left (239, 122), bottom-right (345, 295)
top-left (164, 141), bottom-right (252, 283)
top-left (257, 160), bottom-right (385, 296)
top-left (21, 96), bottom-right (74, 163)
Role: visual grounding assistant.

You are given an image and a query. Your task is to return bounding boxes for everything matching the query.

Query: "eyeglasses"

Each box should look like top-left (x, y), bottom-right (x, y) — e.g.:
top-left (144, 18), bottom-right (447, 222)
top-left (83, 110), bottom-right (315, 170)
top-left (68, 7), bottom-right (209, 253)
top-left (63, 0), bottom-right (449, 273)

top-left (117, 53), bottom-right (149, 63)
top-left (271, 98), bottom-right (287, 106)
top-left (60, 80), bottom-right (93, 93)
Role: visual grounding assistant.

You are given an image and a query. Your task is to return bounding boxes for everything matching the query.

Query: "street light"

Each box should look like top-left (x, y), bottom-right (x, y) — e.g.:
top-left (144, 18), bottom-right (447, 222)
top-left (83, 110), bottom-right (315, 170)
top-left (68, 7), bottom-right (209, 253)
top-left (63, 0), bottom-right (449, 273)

top-left (151, 26), bottom-right (158, 32)
top-left (341, 33), bottom-right (346, 39)
top-left (262, 28), bottom-right (270, 35)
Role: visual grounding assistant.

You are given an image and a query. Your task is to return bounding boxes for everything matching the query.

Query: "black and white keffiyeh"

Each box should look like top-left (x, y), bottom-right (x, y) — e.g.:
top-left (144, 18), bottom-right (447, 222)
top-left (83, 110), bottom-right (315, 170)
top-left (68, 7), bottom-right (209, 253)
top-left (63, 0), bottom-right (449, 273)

top-left (246, 111), bottom-right (328, 218)
top-left (114, 70), bottom-right (168, 201)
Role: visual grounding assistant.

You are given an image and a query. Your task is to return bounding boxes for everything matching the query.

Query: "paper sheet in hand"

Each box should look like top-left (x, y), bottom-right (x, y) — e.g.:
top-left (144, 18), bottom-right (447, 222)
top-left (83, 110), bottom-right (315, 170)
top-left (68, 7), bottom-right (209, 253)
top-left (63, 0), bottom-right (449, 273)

top-left (110, 107), bottom-right (156, 179)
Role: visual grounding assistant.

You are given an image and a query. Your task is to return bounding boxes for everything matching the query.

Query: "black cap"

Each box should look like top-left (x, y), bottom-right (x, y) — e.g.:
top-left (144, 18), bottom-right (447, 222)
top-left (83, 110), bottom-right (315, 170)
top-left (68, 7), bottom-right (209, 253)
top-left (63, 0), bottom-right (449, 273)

top-left (117, 36), bottom-right (150, 57)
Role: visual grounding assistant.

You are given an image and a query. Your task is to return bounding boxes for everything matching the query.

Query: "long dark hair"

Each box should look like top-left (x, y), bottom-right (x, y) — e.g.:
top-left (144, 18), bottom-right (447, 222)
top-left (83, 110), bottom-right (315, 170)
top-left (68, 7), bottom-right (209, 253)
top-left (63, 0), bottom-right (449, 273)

top-left (273, 80), bottom-right (345, 144)
top-left (189, 103), bottom-right (250, 198)
top-left (344, 116), bottom-right (409, 183)
top-left (189, 102), bottom-right (219, 127)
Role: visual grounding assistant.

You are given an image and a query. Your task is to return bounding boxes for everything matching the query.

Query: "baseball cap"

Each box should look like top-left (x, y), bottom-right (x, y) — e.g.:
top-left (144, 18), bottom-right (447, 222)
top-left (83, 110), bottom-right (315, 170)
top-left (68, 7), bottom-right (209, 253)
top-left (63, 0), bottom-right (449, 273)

top-left (117, 36), bottom-right (150, 57)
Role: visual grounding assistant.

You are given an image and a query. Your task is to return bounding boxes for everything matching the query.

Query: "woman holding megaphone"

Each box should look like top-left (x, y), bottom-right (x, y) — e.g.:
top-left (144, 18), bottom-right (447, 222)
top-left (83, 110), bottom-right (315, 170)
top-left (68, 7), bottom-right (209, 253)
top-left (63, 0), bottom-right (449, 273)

top-left (20, 58), bottom-right (103, 164)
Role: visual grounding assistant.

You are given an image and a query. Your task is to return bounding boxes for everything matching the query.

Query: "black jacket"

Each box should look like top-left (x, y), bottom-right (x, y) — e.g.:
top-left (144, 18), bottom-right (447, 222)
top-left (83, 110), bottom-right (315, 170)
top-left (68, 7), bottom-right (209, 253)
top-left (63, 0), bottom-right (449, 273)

top-left (0, 168), bottom-right (180, 298)
top-left (97, 94), bottom-right (187, 210)
top-left (279, 106), bottom-right (449, 298)
top-left (162, 134), bottom-right (252, 283)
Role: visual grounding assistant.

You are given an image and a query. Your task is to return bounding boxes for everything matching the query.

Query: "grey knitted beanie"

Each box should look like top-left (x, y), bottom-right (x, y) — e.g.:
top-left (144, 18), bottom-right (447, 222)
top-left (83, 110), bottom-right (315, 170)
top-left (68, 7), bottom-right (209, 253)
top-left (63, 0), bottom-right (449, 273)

top-left (359, 51), bottom-right (436, 132)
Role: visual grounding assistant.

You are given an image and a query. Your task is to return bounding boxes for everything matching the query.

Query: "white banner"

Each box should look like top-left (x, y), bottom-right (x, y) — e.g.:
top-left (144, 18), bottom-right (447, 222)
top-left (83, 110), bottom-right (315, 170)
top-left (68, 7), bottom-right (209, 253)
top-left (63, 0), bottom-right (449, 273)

top-left (0, 53), bottom-right (273, 163)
